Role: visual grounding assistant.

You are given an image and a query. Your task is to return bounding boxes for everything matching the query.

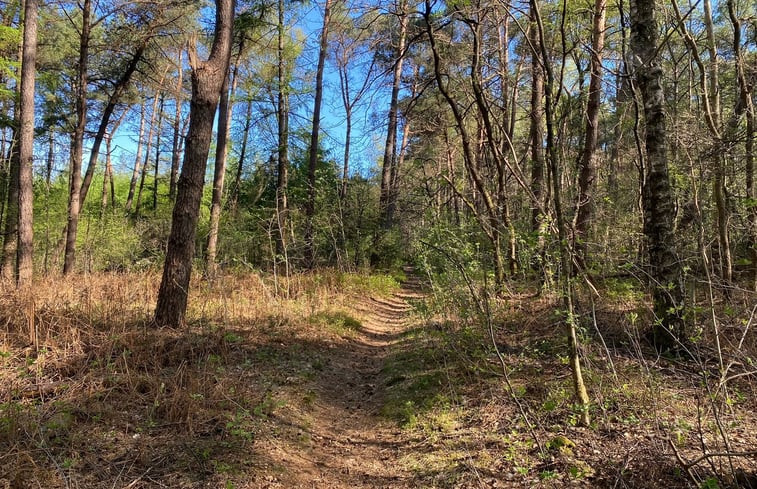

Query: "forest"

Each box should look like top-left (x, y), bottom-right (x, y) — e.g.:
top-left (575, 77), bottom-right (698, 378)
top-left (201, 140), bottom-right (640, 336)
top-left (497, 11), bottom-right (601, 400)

top-left (0, 0), bottom-right (756, 486)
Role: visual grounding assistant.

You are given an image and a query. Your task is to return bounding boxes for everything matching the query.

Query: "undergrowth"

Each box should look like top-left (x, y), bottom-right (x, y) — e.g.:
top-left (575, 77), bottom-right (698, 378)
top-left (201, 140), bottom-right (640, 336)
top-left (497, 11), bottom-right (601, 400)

top-left (0, 268), bottom-right (397, 487)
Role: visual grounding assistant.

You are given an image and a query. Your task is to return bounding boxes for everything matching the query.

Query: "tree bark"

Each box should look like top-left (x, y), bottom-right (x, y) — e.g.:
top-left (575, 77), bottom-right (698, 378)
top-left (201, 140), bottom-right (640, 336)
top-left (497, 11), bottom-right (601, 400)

top-left (154, 0), bottom-right (235, 326)
top-left (63, 0), bottom-right (90, 275)
top-left (170, 50), bottom-right (184, 201)
top-left (1, 137), bottom-right (19, 280)
top-left (153, 94), bottom-right (165, 210)
top-left (275, 0), bottom-right (289, 257)
top-left (574, 0), bottom-right (606, 269)
top-left (126, 102), bottom-right (147, 212)
top-left (631, 0), bottom-right (686, 350)
top-left (726, 0), bottom-right (755, 290)
top-left (379, 0), bottom-right (407, 228)
top-left (533, 0), bottom-right (590, 425)
top-left (230, 99), bottom-right (252, 213)
top-left (135, 92), bottom-right (162, 215)
top-left (207, 52), bottom-right (240, 276)
top-left (16, 0), bottom-right (35, 287)
top-left (304, 0), bottom-right (333, 269)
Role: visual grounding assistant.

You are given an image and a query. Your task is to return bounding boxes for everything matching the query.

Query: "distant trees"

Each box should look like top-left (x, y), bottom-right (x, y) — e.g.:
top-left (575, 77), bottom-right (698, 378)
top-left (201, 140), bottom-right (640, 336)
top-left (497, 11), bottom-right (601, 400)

top-left (0, 0), bottom-right (752, 358)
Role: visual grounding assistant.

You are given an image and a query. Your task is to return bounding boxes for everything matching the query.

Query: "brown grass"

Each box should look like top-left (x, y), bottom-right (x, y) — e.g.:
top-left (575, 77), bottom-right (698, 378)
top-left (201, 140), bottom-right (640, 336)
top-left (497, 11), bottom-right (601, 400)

top-left (0, 269), bottom-right (394, 488)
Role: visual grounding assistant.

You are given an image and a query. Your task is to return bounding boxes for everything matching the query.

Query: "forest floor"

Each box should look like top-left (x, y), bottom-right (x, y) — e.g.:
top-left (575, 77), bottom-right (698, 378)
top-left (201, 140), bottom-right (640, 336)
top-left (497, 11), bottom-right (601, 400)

top-left (0, 268), bottom-right (756, 488)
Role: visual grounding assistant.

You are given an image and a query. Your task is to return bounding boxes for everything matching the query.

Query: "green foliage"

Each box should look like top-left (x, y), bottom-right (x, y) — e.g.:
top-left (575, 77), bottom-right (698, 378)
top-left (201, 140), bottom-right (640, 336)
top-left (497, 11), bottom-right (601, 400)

top-left (309, 310), bottom-right (361, 335)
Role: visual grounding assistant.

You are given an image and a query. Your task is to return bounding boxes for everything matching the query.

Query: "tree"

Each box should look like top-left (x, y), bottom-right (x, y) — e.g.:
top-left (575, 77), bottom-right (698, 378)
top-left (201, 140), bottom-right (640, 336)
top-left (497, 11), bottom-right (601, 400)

top-left (62, 0), bottom-right (91, 275)
top-left (379, 0), bottom-right (408, 228)
top-left (304, 0), bottom-right (333, 269)
top-left (206, 46), bottom-right (242, 276)
top-left (17, 0), bottom-right (37, 287)
top-left (573, 0), bottom-right (606, 270)
top-left (630, 0), bottom-right (685, 350)
top-left (154, 0), bottom-right (235, 326)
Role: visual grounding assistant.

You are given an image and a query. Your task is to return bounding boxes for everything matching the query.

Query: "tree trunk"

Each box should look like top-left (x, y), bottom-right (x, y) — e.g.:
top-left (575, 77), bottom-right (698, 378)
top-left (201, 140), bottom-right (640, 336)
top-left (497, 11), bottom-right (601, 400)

top-left (126, 101), bottom-right (147, 212)
top-left (275, 0), bottom-right (289, 257)
top-left (726, 0), bottom-right (755, 290)
top-left (135, 92), bottom-right (162, 215)
top-left (230, 99), bottom-right (252, 213)
top-left (533, 0), bottom-right (590, 425)
top-left (63, 0), bottom-right (90, 275)
top-left (101, 109), bottom-right (127, 215)
top-left (379, 0), bottom-right (407, 228)
top-left (207, 52), bottom-right (241, 276)
top-left (630, 0), bottom-right (686, 350)
top-left (1, 137), bottom-right (18, 280)
top-left (16, 0), bottom-right (36, 287)
top-left (304, 0), bottom-right (332, 269)
top-left (529, 5), bottom-right (545, 235)
top-left (153, 94), bottom-right (165, 210)
top-left (80, 42), bottom-right (146, 208)
top-left (574, 0), bottom-right (606, 269)
top-left (154, 0), bottom-right (235, 326)
top-left (170, 50), bottom-right (184, 201)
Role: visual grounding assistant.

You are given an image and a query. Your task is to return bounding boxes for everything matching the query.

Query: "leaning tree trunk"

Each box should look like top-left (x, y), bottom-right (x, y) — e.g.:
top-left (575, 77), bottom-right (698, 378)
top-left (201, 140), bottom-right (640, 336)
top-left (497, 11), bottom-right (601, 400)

top-left (230, 99), bottom-right (252, 213)
top-left (630, 0), bottom-right (685, 350)
top-left (154, 0), bottom-right (235, 326)
top-left (80, 42), bottom-right (146, 208)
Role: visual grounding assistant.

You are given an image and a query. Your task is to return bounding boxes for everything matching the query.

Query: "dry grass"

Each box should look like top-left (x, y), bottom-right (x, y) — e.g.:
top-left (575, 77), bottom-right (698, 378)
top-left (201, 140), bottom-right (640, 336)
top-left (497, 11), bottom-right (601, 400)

top-left (0, 269), bottom-right (397, 488)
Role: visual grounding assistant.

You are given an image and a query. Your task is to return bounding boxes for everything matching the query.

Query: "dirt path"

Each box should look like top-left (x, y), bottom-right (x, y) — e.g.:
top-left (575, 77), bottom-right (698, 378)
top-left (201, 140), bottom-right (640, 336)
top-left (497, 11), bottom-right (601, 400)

top-left (256, 272), bottom-right (425, 488)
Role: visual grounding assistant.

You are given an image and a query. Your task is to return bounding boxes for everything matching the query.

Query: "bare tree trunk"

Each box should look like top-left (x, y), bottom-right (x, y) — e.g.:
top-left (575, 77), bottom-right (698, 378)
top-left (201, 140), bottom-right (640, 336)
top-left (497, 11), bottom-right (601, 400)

top-left (304, 0), bottom-right (332, 269)
top-left (631, 0), bottom-right (686, 350)
top-left (275, 0), bottom-right (289, 258)
top-left (1, 137), bottom-right (18, 280)
top-left (423, 1), bottom-right (505, 287)
top-left (529, 2), bottom-right (547, 277)
top-left (153, 94), bottom-right (165, 210)
top-left (387, 65), bottom-right (419, 228)
top-left (230, 99), bottom-right (252, 213)
top-left (101, 108), bottom-right (127, 215)
top-left (533, 0), bottom-right (590, 425)
top-left (16, 0), bottom-right (36, 287)
top-left (747, 110), bottom-right (755, 291)
top-left (135, 92), bottom-right (162, 215)
top-left (379, 0), bottom-right (407, 228)
top-left (726, 0), bottom-right (755, 290)
top-left (207, 53), bottom-right (240, 276)
top-left (63, 0), bottom-right (90, 275)
top-left (155, 0), bottom-right (235, 326)
top-left (574, 0), bottom-right (606, 269)
top-left (170, 50), bottom-right (184, 201)
top-left (43, 131), bottom-right (54, 274)
top-left (101, 133), bottom-right (113, 213)
top-left (126, 101), bottom-right (147, 212)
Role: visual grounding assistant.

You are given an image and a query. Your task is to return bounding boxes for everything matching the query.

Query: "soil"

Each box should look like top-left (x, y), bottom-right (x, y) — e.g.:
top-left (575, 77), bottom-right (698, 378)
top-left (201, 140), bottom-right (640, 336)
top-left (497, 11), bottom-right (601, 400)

top-left (242, 274), bottom-right (426, 488)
